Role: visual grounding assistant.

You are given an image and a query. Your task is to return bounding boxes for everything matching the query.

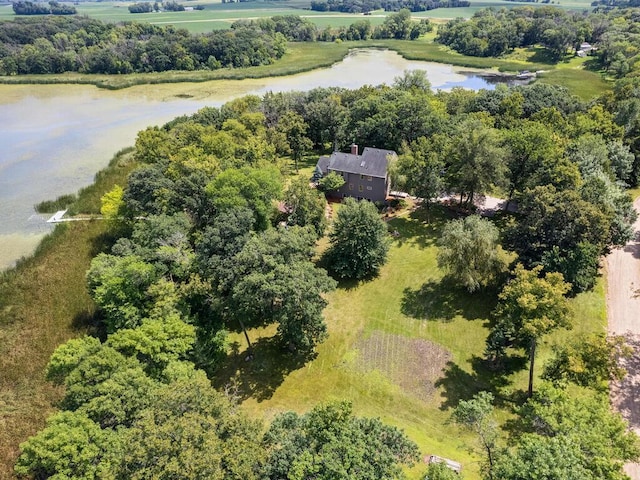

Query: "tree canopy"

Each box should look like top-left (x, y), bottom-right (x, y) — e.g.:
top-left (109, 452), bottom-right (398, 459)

top-left (326, 197), bottom-right (390, 280)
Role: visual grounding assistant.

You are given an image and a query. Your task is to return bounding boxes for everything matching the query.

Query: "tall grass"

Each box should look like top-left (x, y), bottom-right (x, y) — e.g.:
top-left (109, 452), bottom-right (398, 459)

top-left (0, 150), bottom-right (139, 479)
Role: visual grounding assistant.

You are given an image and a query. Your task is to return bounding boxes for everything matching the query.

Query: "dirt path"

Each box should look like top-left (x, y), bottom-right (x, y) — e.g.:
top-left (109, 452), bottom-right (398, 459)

top-left (606, 197), bottom-right (640, 479)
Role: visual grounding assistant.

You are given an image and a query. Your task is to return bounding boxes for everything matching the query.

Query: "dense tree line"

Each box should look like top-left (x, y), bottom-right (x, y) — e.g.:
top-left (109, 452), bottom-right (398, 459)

top-left (232, 10), bottom-right (432, 42)
top-left (437, 6), bottom-right (601, 58)
top-left (127, 2), bottom-right (154, 13)
top-left (0, 11), bottom-right (431, 75)
top-left (12, 0), bottom-right (76, 15)
top-left (0, 16), bottom-right (286, 74)
top-left (437, 5), bottom-right (640, 73)
top-left (310, 0), bottom-right (469, 13)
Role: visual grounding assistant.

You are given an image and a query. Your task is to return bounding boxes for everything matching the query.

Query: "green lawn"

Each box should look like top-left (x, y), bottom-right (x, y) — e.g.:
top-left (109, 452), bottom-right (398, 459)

top-left (217, 201), bottom-right (607, 480)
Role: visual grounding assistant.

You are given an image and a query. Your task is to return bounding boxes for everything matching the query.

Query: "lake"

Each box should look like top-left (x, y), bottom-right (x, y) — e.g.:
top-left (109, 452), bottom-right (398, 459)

top-left (0, 48), bottom-right (521, 270)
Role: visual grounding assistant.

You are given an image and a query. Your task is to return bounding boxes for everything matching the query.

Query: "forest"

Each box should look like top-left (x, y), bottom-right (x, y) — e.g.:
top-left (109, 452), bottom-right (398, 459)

top-left (436, 5), bottom-right (640, 72)
top-left (0, 11), bottom-right (429, 74)
top-left (309, 0), bottom-right (470, 13)
top-left (10, 41), bottom-right (640, 476)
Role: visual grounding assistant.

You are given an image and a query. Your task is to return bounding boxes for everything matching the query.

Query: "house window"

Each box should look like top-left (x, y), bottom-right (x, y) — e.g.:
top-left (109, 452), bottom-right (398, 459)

top-left (360, 174), bottom-right (365, 179)
top-left (358, 185), bottom-right (363, 192)
top-left (367, 186), bottom-right (372, 191)
top-left (367, 176), bottom-right (372, 181)
top-left (349, 183), bottom-right (354, 190)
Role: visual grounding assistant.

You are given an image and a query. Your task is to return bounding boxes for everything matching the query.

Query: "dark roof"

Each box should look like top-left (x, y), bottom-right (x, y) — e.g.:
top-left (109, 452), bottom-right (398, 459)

top-left (317, 155), bottom-right (330, 175)
top-left (326, 147), bottom-right (395, 178)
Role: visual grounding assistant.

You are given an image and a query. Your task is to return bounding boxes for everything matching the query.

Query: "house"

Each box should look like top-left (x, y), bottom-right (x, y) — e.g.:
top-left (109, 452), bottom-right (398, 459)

top-left (316, 144), bottom-right (396, 202)
top-left (577, 42), bottom-right (596, 57)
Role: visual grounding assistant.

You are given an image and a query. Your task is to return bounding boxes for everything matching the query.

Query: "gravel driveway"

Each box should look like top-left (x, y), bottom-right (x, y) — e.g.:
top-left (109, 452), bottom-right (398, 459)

top-left (606, 197), bottom-right (640, 479)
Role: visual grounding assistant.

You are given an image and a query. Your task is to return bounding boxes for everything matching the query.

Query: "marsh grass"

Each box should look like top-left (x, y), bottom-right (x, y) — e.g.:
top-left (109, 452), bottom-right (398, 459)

top-left (0, 148), bottom-right (139, 478)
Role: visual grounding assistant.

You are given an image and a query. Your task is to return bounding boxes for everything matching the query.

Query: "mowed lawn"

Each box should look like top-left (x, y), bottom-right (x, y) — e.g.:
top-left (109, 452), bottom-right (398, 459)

top-left (220, 202), bottom-right (607, 480)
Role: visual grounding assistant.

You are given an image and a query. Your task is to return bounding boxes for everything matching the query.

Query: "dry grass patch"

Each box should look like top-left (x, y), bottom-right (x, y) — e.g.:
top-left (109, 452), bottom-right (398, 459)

top-left (354, 330), bottom-right (452, 401)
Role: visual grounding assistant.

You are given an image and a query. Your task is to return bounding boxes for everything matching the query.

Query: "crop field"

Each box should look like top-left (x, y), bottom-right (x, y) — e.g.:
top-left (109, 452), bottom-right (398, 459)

top-left (0, 0), bottom-right (596, 30)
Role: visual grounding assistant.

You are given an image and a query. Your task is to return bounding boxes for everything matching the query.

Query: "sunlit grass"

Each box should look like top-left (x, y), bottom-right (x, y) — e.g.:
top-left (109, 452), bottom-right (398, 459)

top-left (221, 205), bottom-right (606, 480)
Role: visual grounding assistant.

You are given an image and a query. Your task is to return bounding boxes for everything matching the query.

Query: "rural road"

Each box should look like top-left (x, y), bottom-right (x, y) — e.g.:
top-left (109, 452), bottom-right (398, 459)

top-left (607, 197), bottom-right (640, 479)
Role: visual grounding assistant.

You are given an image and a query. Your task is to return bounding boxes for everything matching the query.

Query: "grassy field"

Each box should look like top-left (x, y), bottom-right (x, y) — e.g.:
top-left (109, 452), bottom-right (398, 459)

top-left (214, 192), bottom-right (606, 479)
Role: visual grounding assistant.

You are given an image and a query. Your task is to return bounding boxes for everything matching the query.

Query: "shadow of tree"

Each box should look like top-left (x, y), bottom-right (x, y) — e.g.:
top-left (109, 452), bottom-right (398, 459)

top-left (611, 333), bottom-right (640, 431)
top-left (211, 335), bottom-right (316, 402)
top-left (435, 354), bottom-right (527, 410)
top-left (401, 278), bottom-right (498, 322)
top-left (524, 46), bottom-right (557, 65)
top-left (388, 216), bottom-right (437, 250)
top-left (71, 307), bottom-right (108, 340)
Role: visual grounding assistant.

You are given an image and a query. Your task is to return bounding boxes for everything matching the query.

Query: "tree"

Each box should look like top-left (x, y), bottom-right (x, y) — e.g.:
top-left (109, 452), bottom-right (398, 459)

top-left (326, 198), bottom-right (390, 280)
top-left (542, 334), bottom-right (631, 391)
top-left (284, 177), bottom-right (327, 236)
top-left (509, 385), bottom-right (640, 480)
top-left (15, 411), bottom-right (120, 479)
top-left (377, 8), bottom-right (413, 39)
top-left (231, 261), bottom-right (336, 352)
top-left (437, 215), bottom-right (506, 293)
top-left (206, 166), bottom-right (282, 231)
top-left (505, 186), bottom-right (612, 280)
top-left (277, 110), bottom-right (313, 172)
top-left (119, 368), bottom-right (264, 480)
top-left (100, 184), bottom-right (124, 219)
top-left (488, 265), bottom-right (571, 397)
top-left (230, 226), bottom-right (335, 352)
top-left (503, 122), bottom-right (575, 203)
top-left (451, 392), bottom-right (498, 479)
top-left (195, 207), bottom-right (255, 295)
top-left (86, 254), bottom-right (159, 332)
top-left (317, 171), bottom-right (345, 193)
top-left (446, 118), bottom-right (508, 206)
top-left (491, 434), bottom-right (590, 480)
top-left (262, 401), bottom-right (419, 480)
top-left (393, 69), bottom-right (432, 93)
top-left (396, 135), bottom-right (446, 213)
top-left (424, 462), bottom-right (461, 480)
top-left (106, 315), bottom-right (196, 375)
top-left (541, 242), bottom-right (601, 294)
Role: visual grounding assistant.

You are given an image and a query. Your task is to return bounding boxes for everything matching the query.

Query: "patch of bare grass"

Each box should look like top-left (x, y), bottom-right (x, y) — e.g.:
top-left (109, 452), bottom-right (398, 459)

top-left (354, 330), bottom-right (452, 401)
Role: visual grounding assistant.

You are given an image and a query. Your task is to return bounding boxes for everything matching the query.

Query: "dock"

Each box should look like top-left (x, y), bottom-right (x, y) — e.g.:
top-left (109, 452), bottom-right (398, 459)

top-left (46, 210), bottom-right (68, 223)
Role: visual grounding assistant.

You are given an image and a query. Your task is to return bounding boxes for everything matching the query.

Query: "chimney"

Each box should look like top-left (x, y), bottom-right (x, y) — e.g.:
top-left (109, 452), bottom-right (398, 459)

top-left (350, 143), bottom-right (358, 155)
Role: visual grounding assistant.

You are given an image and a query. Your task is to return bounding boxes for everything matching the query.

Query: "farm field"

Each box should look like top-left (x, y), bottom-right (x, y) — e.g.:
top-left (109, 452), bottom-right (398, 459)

top-left (0, 0), bottom-right (597, 31)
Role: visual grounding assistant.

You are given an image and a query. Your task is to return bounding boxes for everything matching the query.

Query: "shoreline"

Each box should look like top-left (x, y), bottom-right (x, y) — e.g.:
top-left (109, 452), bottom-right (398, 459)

top-left (0, 40), bottom-right (549, 91)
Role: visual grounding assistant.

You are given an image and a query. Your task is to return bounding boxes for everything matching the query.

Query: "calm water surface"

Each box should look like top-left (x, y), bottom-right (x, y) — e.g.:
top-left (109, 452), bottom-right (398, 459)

top-left (0, 49), bottom-right (515, 269)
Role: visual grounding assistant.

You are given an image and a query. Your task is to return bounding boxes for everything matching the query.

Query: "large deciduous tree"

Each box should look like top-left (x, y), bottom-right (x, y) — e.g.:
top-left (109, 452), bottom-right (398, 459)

top-left (446, 117), bottom-right (508, 207)
top-left (396, 135), bottom-right (446, 213)
top-left (262, 401), bottom-right (419, 480)
top-left (542, 334), bottom-right (631, 391)
top-left (284, 177), bottom-right (327, 236)
top-left (326, 198), bottom-right (390, 280)
top-left (437, 215), bottom-right (506, 293)
top-left (497, 385), bottom-right (640, 480)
